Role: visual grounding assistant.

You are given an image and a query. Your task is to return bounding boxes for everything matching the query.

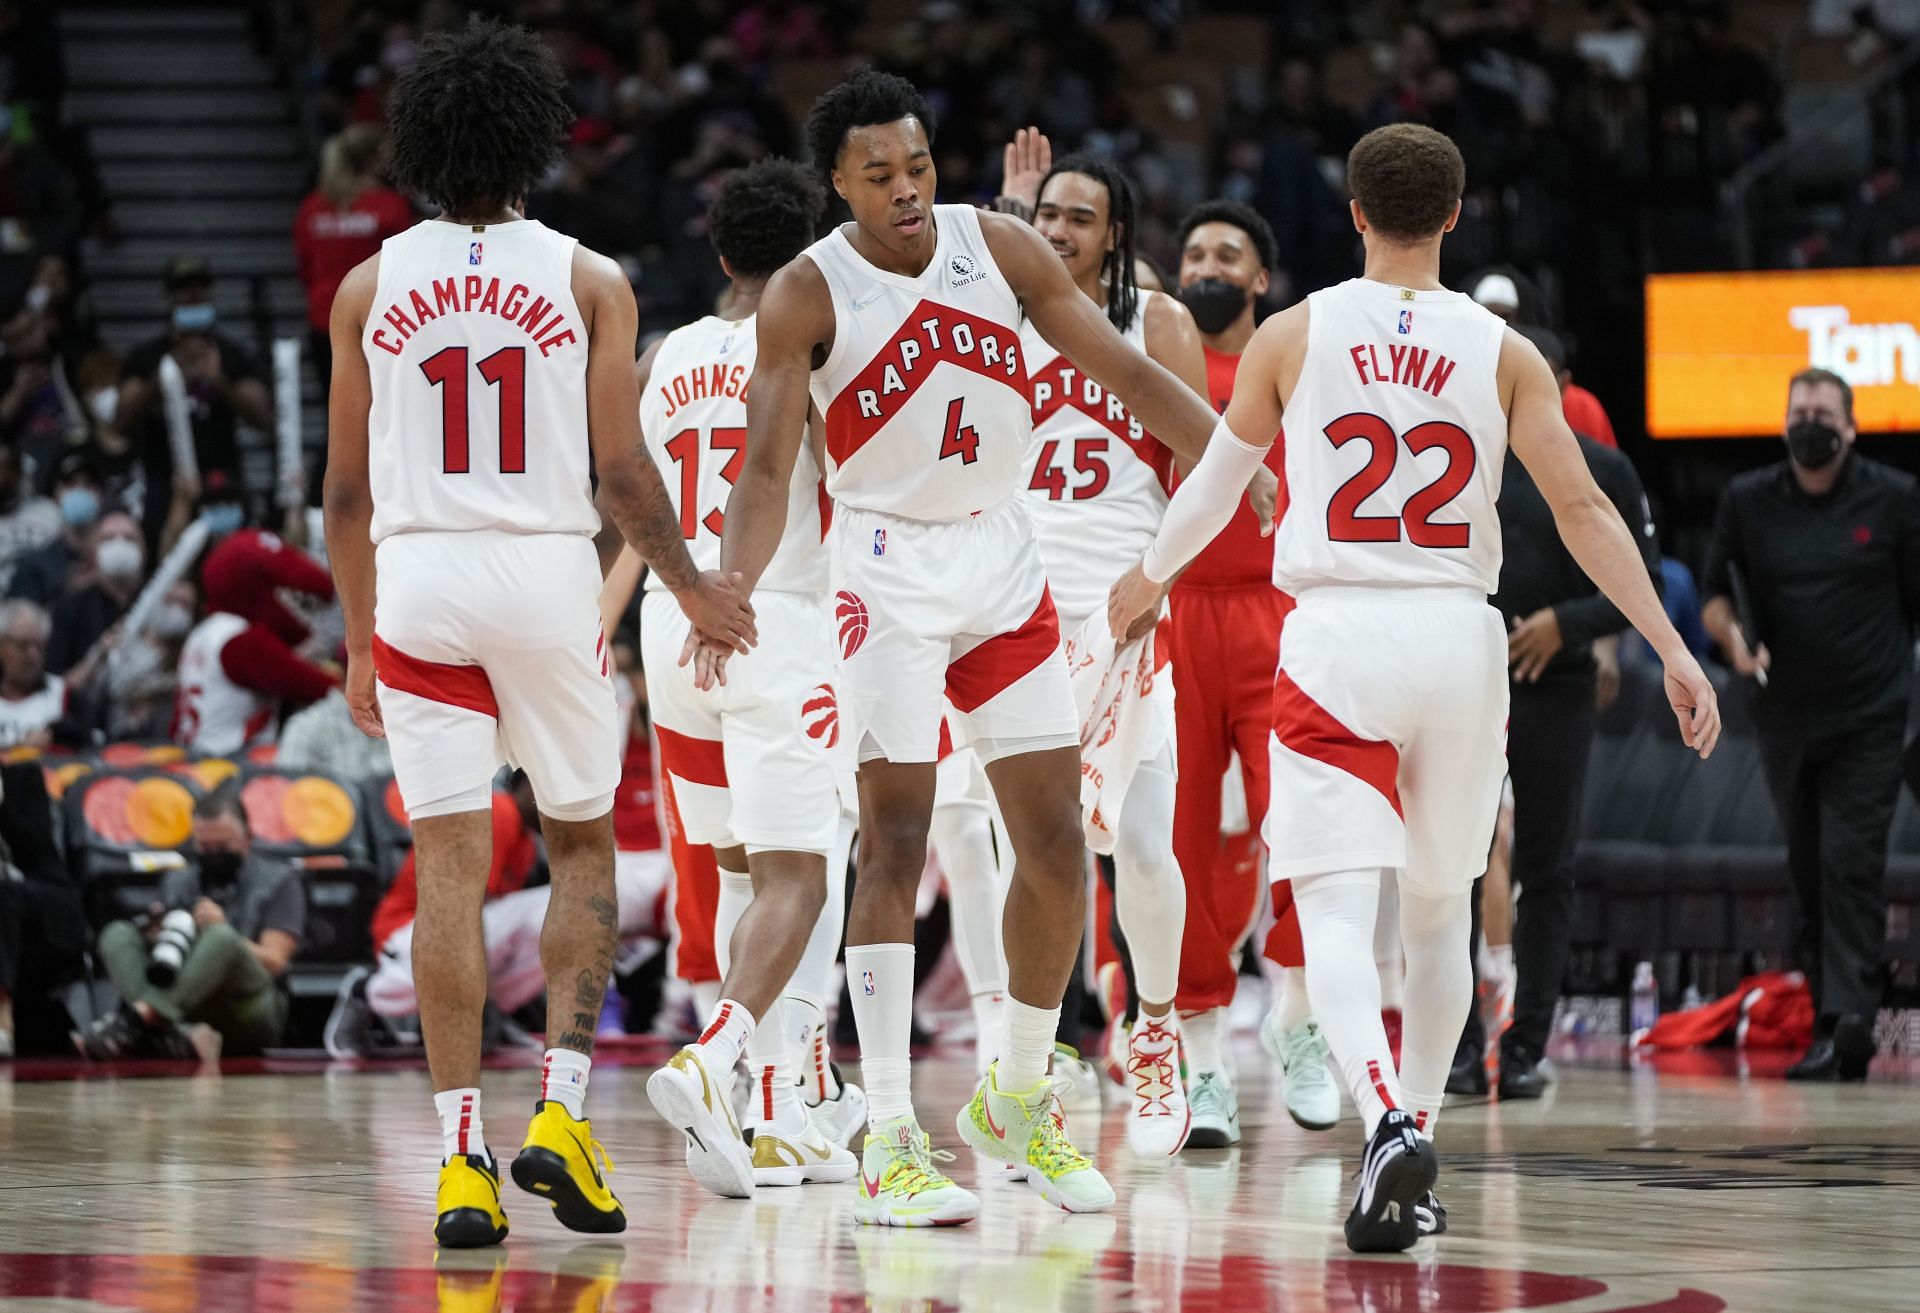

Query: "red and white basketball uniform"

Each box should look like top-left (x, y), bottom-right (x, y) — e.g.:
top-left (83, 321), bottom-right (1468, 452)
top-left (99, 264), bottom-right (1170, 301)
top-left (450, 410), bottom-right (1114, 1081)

top-left (637, 312), bottom-right (852, 855)
top-left (804, 204), bottom-right (1075, 763)
top-left (1266, 279), bottom-right (1510, 895)
top-left (362, 217), bottom-right (617, 820)
top-left (1019, 294), bottom-right (1178, 851)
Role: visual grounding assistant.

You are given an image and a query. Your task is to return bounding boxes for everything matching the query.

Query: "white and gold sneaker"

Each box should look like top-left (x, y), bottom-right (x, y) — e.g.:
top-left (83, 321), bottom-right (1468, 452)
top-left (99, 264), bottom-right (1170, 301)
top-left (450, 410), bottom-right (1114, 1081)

top-left (646, 1045), bottom-right (755, 1198)
top-left (752, 1110), bottom-right (858, 1187)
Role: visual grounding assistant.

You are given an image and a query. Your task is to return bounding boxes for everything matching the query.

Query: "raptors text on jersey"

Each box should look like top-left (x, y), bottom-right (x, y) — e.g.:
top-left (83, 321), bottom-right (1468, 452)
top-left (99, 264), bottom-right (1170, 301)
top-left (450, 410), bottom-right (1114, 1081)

top-left (1273, 278), bottom-right (1509, 595)
top-left (802, 205), bottom-right (1033, 521)
top-left (638, 313), bottom-right (827, 596)
top-left (363, 217), bottom-right (599, 543)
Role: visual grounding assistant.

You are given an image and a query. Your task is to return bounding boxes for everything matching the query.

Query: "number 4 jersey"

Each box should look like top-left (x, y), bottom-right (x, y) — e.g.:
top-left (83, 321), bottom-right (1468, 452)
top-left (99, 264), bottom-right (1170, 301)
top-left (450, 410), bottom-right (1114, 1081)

top-left (364, 217), bottom-right (599, 543)
top-left (1274, 278), bottom-right (1509, 595)
top-left (637, 313), bottom-right (826, 595)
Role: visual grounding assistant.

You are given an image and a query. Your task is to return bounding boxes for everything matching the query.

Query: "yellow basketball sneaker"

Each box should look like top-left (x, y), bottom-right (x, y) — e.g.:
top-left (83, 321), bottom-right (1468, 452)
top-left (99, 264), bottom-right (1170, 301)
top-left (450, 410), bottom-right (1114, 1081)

top-left (646, 1045), bottom-right (755, 1198)
top-left (957, 1065), bottom-right (1115, 1213)
top-left (435, 1152), bottom-right (510, 1248)
top-left (510, 1101), bottom-right (627, 1234)
top-left (853, 1116), bottom-right (980, 1227)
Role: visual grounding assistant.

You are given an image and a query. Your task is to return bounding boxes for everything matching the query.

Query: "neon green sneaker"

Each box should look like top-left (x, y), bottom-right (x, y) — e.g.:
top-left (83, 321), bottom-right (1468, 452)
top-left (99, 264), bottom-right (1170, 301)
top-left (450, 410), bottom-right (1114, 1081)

top-left (956, 1064), bottom-right (1115, 1213)
top-left (853, 1116), bottom-right (980, 1227)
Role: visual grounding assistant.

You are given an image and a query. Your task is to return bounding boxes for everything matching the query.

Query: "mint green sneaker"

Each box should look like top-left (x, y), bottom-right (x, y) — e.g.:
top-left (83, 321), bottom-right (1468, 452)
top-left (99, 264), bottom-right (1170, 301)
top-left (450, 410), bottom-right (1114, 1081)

top-left (853, 1116), bottom-right (979, 1228)
top-left (956, 1064), bottom-right (1115, 1213)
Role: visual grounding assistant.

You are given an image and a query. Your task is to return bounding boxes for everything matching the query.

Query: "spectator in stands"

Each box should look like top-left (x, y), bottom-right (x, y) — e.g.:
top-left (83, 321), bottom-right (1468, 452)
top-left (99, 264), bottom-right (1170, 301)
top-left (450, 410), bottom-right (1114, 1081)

top-left (1452, 325), bottom-right (1661, 1100)
top-left (80, 788), bottom-right (304, 1060)
top-left (0, 760), bottom-right (86, 1058)
top-left (0, 444), bottom-right (58, 594)
top-left (0, 598), bottom-right (76, 747)
top-left (277, 673), bottom-right (394, 781)
top-left (47, 510), bottom-right (143, 685)
top-left (1703, 366), bottom-right (1920, 1082)
top-left (0, 302), bottom-right (89, 492)
top-left (292, 125), bottom-right (414, 503)
top-left (104, 575), bottom-right (195, 741)
top-left (8, 450), bottom-right (102, 605)
top-left (113, 256), bottom-right (274, 551)
top-left (0, 104), bottom-right (80, 308)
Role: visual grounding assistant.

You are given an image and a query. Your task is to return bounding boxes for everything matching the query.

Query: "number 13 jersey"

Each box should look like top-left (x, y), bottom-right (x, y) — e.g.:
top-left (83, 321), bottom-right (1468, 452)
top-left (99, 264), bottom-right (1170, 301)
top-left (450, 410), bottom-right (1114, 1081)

top-left (364, 217), bottom-right (598, 544)
top-left (637, 313), bottom-right (826, 596)
top-left (1274, 278), bottom-right (1509, 595)
top-left (802, 205), bottom-right (1031, 522)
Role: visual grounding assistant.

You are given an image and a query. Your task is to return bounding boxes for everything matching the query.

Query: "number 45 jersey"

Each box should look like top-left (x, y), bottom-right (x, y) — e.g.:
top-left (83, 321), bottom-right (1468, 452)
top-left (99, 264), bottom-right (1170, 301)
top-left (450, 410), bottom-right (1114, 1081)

top-left (364, 217), bottom-right (600, 543)
top-left (637, 313), bottom-right (827, 596)
top-left (1273, 279), bottom-right (1509, 595)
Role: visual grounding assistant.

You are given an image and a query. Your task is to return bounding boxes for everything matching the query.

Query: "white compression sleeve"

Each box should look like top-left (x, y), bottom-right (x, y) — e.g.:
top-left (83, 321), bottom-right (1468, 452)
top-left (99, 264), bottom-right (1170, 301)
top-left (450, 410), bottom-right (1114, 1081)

top-left (1142, 417), bottom-right (1273, 583)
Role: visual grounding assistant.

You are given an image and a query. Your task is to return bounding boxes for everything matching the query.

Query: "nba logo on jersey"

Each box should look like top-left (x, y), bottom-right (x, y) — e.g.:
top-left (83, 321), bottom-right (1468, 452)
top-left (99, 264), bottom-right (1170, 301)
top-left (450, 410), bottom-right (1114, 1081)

top-left (873, 528), bottom-right (887, 557)
top-left (1398, 309), bottom-right (1414, 334)
top-left (862, 971), bottom-right (876, 996)
top-left (468, 241), bottom-right (483, 266)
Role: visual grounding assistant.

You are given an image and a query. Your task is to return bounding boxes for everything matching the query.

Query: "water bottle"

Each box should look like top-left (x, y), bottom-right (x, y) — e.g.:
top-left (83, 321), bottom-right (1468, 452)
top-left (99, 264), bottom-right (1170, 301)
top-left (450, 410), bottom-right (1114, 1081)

top-left (1629, 961), bottom-right (1659, 1033)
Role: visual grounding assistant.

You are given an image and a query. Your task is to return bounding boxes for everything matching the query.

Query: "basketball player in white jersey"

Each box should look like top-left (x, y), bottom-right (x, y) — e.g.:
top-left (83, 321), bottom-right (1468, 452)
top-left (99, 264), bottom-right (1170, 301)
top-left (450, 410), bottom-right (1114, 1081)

top-left (322, 19), bottom-right (754, 1248)
top-left (1019, 153), bottom-right (1213, 1157)
top-left (614, 159), bottom-right (862, 1196)
top-left (690, 70), bottom-right (1266, 1226)
top-left (1111, 123), bottom-right (1720, 1253)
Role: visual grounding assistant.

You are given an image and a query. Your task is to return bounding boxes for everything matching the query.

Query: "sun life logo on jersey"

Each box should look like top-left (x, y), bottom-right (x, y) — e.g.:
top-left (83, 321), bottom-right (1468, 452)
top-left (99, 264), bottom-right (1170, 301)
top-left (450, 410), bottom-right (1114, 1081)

top-left (949, 252), bottom-right (983, 286)
top-left (802, 684), bottom-right (841, 749)
top-left (835, 591), bottom-right (870, 659)
top-left (468, 242), bottom-right (483, 266)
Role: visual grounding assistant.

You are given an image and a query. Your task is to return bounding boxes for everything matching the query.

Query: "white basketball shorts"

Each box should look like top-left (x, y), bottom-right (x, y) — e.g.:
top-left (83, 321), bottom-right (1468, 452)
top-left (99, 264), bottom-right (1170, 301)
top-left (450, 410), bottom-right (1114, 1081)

top-left (830, 496), bottom-right (1076, 764)
top-left (1264, 586), bottom-right (1508, 897)
top-left (641, 588), bottom-right (853, 855)
top-left (373, 530), bottom-right (618, 821)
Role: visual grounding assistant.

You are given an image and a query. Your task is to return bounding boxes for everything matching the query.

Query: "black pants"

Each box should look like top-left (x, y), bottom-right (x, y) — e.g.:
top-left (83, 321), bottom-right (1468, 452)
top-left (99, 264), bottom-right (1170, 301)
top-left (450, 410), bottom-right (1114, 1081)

top-left (1461, 672), bottom-right (1597, 1061)
top-left (0, 876), bottom-right (89, 1052)
top-left (1757, 714), bottom-right (1903, 1024)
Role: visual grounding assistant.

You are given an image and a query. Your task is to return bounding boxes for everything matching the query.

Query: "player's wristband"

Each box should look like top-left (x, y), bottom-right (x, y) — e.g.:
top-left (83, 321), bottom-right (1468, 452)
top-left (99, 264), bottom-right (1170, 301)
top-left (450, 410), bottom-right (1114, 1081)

top-left (1141, 418), bottom-right (1272, 584)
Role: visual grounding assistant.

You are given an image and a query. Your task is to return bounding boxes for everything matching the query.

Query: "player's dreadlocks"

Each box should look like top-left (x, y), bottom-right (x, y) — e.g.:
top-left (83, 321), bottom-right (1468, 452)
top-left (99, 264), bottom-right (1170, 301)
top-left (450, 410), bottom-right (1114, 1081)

top-left (709, 158), bottom-right (825, 278)
top-left (386, 17), bottom-right (574, 217)
top-left (805, 68), bottom-right (935, 180)
top-left (1041, 153), bottom-right (1140, 332)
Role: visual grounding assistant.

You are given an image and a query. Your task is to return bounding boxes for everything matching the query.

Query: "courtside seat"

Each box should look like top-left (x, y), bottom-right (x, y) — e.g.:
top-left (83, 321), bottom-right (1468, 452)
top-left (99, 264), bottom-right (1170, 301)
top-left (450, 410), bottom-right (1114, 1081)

top-left (235, 768), bottom-right (379, 985)
top-left (63, 769), bottom-right (202, 928)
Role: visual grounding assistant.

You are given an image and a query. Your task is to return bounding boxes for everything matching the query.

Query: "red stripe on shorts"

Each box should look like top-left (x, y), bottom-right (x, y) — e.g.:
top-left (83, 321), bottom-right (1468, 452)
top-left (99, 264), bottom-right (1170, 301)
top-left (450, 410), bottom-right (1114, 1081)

top-left (655, 725), bottom-right (729, 788)
top-left (1270, 664), bottom-right (1402, 819)
top-left (372, 634), bottom-right (499, 718)
top-left (945, 587), bottom-right (1062, 714)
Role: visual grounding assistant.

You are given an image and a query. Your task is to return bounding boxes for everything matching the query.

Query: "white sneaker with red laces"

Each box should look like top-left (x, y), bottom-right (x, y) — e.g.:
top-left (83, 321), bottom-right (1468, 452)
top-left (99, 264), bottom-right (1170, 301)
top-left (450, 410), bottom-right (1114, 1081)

top-left (1124, 1014), bottom-right (1191, 1157)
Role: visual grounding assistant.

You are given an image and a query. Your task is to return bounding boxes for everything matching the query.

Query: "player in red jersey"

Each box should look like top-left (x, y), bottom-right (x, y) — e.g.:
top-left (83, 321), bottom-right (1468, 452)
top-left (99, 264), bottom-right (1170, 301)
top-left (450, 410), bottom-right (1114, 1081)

top-left (1163, 200), bottom-right (1338, 1142)
top-left (1112, 122), bottom-right (1717, 1253)
top-left (323, 19), bottom-right (752, 1247)
top-left (694, 71), bottom-right (1269, 1226)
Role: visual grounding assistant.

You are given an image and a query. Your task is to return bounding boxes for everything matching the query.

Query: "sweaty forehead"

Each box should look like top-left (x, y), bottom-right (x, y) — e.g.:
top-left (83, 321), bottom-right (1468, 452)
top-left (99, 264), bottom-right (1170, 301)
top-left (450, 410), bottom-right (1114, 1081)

top-left (842, 117), bottom-right (929, 169)
top-left (1183, 223), bottom-right (1251, 258)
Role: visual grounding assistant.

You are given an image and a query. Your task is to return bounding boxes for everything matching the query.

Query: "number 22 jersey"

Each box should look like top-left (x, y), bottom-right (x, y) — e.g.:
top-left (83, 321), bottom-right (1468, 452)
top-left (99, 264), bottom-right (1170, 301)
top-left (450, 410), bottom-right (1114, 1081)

top-left (363, 217), bottom-right (599, 543)
top-left (1274, 278), bottom-right (1509, 595)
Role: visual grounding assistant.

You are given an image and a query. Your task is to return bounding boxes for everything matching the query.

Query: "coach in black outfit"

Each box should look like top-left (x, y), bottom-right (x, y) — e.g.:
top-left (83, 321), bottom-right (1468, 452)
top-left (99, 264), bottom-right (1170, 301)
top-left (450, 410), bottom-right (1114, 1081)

top-left (1703, 367), bottom-right (1920, 1082)
top-left (1452, 327), bottom-right (1661, 1099)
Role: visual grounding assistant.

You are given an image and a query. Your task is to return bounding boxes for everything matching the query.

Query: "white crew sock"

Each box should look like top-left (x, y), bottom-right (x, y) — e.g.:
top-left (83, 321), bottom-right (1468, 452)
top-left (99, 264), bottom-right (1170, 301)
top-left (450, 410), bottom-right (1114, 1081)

top-left (996, 996), bottom-right (1060, 1093)
top-left (540, 1048), bottom-right (591, 1120)
top-left (846, 942), bottom-right (915, 1126)
top-left (692, 997), bottom-right (756, 1076)
top-left (970, 990), bottom-right (1004, 1076)
top-left (435, 1087), bottom-right (488, 1165)
top-left (1181, 1005), bottom-right (1227, 1077)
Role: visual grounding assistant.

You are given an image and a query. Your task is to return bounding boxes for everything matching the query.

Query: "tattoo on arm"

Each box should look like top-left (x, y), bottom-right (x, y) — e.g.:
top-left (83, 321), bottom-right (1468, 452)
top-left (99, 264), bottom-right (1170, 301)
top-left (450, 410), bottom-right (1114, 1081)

top-left (607, 444), bottom-right (698, 590)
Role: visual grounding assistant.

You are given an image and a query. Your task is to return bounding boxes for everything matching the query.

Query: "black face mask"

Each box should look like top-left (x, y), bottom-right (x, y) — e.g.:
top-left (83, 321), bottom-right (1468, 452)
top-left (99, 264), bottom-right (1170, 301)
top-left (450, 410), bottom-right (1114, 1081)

top-left (1179, 278), bottom-right (1249, 335)
top-left (1785, 418), bottom-right (1843, 471)
top-left (198, 849), bottom-right (243, 893)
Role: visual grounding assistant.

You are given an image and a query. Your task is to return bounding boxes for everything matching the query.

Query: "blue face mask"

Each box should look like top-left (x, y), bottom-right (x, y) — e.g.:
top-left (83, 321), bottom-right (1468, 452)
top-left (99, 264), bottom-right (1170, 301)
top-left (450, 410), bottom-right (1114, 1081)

top-left (59, 487), bottom-right (100, 528)
top-left (172, 302), bottom-right (216, 333)
top-left (202, 503), bottom-right (245, 536)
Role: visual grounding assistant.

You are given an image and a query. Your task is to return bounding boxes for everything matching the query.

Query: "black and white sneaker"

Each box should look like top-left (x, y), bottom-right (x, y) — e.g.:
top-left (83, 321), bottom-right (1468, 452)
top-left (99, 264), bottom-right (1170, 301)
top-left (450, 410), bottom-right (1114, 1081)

top-left (1414, 1189), bottom-right (1447, 1237)
top-left (1344, 1110), bottom-right (1439, 1254)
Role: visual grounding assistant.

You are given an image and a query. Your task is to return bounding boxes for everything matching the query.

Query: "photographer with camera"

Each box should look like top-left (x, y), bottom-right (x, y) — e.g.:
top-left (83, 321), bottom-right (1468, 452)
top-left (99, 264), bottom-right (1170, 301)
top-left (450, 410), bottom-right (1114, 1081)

top-left (77, 787), bottom-right (305, 1060)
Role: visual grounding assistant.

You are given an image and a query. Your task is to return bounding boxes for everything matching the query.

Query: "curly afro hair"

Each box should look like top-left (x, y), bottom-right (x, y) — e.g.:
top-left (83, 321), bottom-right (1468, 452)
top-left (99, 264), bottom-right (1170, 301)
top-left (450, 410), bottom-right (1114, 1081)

top-left (709, 158), bottom-right (824, 278)
top-left (805, 68), bottom-right (933, 181)
top-left (1174, 200), bottom-right (1278, 273)
top-left (386, 17), bottom-right (574, 215)
top-left (1346, 124), bottom-right (1464, 244)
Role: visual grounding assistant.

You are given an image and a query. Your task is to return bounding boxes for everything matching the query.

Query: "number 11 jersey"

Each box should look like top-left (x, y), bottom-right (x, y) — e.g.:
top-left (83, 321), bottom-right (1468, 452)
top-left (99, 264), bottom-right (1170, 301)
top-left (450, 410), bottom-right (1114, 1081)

top-left (637, 313), bottom-right (826, 596)
top-left (364, 217), bottom-right (598, 544)
top-left (1274, 278), bottom-right (1509, 595)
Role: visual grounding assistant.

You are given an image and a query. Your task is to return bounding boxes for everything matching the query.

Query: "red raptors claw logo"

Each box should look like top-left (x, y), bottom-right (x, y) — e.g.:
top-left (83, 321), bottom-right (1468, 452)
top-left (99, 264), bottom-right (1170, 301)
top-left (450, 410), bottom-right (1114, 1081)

top-left (835, 591), bottom-right (870, 659)
top-left (802, 685), bottom-right (841, 749)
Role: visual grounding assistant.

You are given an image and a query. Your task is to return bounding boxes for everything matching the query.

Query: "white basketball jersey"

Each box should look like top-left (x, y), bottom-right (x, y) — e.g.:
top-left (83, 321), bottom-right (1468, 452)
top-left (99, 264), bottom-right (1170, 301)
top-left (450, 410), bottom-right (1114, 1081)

top-left (803, 205), bottom-right (1031, 521)
top-left (364, 218), bottom-right (598, 543)
top-left (1019, 293), bottom-right (1175, 620)
top-left (638, 313), bottom-right (827, 596)
top-left (1274, 278), bottom-right (1509, 594)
